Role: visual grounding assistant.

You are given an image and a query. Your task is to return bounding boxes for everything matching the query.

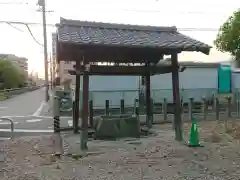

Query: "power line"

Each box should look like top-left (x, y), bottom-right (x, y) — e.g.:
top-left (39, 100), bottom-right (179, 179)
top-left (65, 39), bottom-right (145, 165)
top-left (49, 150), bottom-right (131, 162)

top-left (5, 22), bottom-right (24, 32)
top-left (0, 0), bottom-right (235, 15)
top-left (24, 24), bottom-right (43, 46)
top-left (49, 5), bottom-right (233, 15)
top-left (0, 1), bottom-right (28, 5)
top-left (3, 21), bottom-right (44, 46)
top-left (0, 2), bottom-right (230, 16)
top-left (0, 20), bottom-right (55, 27)
top-left (81, 9), bottom-right (228, 15)
top-left (0, 20), bottom-right (220, 31)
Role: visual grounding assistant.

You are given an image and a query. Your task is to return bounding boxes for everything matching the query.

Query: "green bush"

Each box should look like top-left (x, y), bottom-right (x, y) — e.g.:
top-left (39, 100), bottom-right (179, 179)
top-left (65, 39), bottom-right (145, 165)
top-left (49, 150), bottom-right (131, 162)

top-left (0, 59), bottom-right (25, 89)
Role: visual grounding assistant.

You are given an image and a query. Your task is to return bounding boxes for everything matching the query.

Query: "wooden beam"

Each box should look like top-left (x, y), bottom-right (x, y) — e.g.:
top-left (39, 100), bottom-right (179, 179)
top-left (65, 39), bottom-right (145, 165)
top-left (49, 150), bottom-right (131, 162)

top-left (60, 52), bottom-right (161, 64)
top-left (171, 53), bottom-right (183, 142)
top-left (80, 56), bottom-right (89, 150)
top-left (145, 63), bottom-right (152, 128)
top-left (73, 59), bottom-right (81, 134)
top-left (58, 43), bottom-right (163, 63)
top-left (69, 65), bottom-right (176, 76)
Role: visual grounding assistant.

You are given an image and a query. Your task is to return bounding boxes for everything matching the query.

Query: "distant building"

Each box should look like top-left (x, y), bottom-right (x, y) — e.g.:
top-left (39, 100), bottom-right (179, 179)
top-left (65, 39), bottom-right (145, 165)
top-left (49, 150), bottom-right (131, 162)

top-left (0, 54), bottom-right (28, 78)
top-left (52, 32), bottom-right (76, 87)
top-left (52, 33), bottom-right (57, 82)
top-left (58, 61), bottom-right (76, 86)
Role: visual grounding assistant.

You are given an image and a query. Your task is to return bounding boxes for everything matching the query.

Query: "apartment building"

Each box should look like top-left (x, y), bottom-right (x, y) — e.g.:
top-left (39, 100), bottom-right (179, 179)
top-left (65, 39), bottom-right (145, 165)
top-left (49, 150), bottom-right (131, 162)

top-left (58, 60), bottom-right (76, 86)
top-left (52, 33), bottom-right (57, 83)
top-left (52, 32), bottom-right (76, 87)
top-left (0, 54), bottom-right (28, 77)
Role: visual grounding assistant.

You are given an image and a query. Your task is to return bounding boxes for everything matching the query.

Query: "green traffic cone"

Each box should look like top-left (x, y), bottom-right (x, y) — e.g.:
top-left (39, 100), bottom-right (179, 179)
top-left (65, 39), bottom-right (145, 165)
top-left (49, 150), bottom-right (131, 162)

top-left (188, 119), bottom-right (202, 147)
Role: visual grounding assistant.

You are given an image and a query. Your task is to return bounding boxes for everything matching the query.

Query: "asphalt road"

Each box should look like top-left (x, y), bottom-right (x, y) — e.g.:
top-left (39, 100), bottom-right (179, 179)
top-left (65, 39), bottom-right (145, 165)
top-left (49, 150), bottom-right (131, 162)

top-left (0, 88), bottom-right (55, 132)
top-left (0, 115), bottom-right (71, 131)
top-left (0, 87), bottom-right (45, 117)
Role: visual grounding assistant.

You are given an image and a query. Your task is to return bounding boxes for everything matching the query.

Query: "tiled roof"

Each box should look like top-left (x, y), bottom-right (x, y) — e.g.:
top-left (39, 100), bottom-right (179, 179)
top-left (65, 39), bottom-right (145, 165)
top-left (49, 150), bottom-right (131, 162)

top-left (57, 18), bottom-right (211, 54)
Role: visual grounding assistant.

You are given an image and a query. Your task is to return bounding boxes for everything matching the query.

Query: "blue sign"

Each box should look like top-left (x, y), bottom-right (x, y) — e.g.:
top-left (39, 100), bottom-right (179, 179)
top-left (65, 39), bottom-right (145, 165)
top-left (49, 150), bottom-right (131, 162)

top-left (217, 64), bottom-right (232, 93)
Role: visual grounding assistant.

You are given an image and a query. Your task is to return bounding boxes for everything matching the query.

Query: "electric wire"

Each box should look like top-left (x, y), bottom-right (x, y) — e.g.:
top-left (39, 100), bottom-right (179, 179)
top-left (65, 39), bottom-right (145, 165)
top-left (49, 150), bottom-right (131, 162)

top-left (24, 24), bottom-right (43, 46)
top-left (5, 22), bottom-right (24, 32)
top-left (0, 20), bottom-right (220, 31)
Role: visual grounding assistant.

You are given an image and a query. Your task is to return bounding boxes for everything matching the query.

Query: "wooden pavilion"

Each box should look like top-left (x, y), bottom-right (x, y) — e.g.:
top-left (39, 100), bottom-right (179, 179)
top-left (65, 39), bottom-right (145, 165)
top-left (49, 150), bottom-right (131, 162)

top-left (55, 18), bottom-right (211, 149)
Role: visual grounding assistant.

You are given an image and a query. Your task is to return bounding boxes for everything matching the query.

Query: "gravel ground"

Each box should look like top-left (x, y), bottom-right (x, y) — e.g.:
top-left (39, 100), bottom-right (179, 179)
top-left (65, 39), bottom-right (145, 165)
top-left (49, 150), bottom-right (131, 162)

top-left (2, 121), bottom-right (240, 180)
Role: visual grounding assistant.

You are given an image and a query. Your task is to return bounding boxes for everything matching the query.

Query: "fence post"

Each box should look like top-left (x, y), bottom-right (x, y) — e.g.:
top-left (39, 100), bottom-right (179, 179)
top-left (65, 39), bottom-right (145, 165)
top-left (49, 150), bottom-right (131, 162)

top-left (89, 100), bottom-right (93, 128)
top-left (237, 92), bottom-right (240, 117)
top-left (72, 101), bottom-right (77, 132)
top-left (120, 99), bottom-right (125, 114)
top-left (188, 97), bottom-right (194, 121)
top-left (227, 96), bottom-right (232, 118)
top-left (215, 97), bottom-right (220, 121)
top-left (163, 98), bottom-right (167, 121)
top-left (212, 93), bottom-right (215, 111)
top-left (53, 96), bottom-right (60, 133)
top-left (150, 98), bottom-right (154, 124)
top-left (134, 98), bottom-right (140, 132)
top-left (134, 98), bottom-right (139, 116)
top-left (72, 101), bottom-right (75, 122)
top-left (105, 100), bottom-right (109, 116)
top-left (202, 96), bottom-right (208, 120)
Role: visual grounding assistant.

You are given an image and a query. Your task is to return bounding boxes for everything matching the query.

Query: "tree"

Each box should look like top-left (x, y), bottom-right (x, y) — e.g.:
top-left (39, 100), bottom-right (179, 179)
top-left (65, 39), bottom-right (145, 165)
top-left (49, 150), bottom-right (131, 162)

top-left (0, 59), bottom-right (25, 89)
top-left (214, 10), bottom-right (240, 65)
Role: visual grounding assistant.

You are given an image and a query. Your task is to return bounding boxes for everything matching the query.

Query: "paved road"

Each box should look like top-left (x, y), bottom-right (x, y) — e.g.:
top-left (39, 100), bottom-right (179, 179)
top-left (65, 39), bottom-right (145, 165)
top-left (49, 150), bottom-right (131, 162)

top-left (0, 88), bottom-right (53, 133)
top-left (0, 88), bottom-right (45, 117)
top-left (0, 115), bottom-right (71, 131)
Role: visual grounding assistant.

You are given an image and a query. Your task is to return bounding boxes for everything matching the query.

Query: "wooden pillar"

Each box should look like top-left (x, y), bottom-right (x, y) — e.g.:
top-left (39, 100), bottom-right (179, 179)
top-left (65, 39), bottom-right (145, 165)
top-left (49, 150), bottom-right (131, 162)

top-left (73, 59), bottom-right (81, 134)
top-left (171, 53), bottom-right (183, 141)
top-left (80, 56), bottom-right (89, 150)
top-left (145, 66), bottom-right (152, 128)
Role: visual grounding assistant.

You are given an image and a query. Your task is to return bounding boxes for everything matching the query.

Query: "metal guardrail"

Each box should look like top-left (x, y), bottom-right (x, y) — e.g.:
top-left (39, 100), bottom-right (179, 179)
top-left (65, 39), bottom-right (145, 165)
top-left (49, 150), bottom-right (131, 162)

top-left (0, 117), bottom-right (14, 139)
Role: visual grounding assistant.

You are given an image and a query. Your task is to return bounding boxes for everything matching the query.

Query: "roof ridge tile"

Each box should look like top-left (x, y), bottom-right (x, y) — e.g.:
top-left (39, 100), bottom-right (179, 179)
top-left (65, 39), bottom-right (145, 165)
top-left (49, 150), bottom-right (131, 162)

top-left (59, 17), bottom-right (177, 33)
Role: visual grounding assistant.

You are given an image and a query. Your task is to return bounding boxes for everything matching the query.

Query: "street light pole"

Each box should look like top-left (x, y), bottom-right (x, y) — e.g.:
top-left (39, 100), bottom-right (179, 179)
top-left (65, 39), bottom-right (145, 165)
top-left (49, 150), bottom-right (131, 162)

top-left (38, 0), bottom-right (49, 101)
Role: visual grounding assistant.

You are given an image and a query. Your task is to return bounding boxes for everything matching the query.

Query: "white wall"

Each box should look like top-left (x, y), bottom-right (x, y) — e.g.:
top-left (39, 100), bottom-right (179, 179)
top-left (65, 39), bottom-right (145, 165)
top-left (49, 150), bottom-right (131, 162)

top-left (151, 67), bottom-right (218, 102)
top-left (83, 68), bottom-right (219, 107)
top-left (76, 67), bottom-right (240, 107)
top-left (83, 76), bottom-right (139, 108)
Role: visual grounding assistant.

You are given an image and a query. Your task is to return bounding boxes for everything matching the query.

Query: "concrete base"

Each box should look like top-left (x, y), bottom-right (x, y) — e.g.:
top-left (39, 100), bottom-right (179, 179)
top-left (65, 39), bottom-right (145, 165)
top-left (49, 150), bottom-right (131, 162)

top-left (94, 115), bottom-right (140, 139)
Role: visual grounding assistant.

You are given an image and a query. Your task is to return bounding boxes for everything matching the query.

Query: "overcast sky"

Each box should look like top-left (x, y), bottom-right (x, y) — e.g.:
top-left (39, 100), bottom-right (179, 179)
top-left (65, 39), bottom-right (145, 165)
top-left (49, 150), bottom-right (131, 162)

top-left (0, 0), bottom-right (239, 77)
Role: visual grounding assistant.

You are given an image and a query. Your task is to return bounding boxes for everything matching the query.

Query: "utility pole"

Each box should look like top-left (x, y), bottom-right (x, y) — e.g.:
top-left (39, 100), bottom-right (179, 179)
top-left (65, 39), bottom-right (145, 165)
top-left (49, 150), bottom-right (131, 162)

top-left (38, 0), bottom-right (49, 101)
top-left (49, 53), bottom-right (53, 89)
top-left (52, 54), bottom-right (56, 87)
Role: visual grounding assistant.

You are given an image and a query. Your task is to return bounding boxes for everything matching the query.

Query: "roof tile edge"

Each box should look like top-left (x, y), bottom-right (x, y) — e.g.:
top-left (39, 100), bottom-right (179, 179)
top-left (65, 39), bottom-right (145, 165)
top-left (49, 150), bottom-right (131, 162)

top-left (58, 17), bottom-right (177, 33)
